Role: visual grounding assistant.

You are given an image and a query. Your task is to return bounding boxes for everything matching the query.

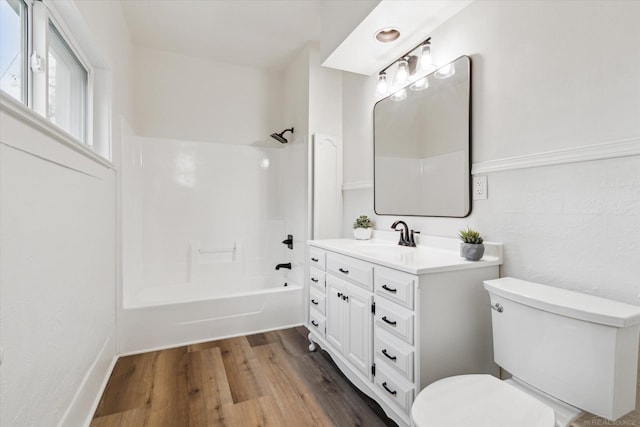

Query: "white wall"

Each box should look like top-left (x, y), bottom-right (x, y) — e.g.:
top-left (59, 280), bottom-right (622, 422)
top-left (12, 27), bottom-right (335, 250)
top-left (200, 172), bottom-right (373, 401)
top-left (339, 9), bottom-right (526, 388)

top-left (342, 0), bottom-right (640, 304)
top-left (0, 0), bottom-right (134, 425)
top-left (133, 47), bottom-right (282, 145)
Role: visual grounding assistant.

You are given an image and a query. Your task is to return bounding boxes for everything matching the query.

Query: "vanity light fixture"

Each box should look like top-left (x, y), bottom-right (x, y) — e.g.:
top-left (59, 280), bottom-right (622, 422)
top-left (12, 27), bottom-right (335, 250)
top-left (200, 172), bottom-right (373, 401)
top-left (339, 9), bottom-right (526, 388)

top-left (409, 76), bottom-right (429, 91)
top-left (390, 88), bottom-right (407, 101)
top-left (376, 71), bottom-right (388, 95)
top-left (434, 62), bottom-right (456, 79)
top-left (393, 58), bottom-right (410, 86)
top-left (375, 37), bottom-right (433, 98)
top-left (417, 43), bottom-right (436, 73)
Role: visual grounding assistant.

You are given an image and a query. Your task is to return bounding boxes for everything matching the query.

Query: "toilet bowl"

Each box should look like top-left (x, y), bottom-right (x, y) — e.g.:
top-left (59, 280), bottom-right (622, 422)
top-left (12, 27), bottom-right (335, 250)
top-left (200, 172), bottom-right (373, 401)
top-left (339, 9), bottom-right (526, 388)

top-left (410, 277), bottom-right (640, 427)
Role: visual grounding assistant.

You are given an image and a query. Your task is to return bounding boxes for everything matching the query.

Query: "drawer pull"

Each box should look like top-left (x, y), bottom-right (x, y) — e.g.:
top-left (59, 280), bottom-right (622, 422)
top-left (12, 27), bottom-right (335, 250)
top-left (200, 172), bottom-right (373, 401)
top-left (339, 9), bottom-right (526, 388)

top-left (338, 268), bottom-right (349, 274)
top-left (382, 382), bottom-right (397, 396)
top-left (311, 257), bottom-right (319, 262)
top-left (382, 349), bottom-right (397, 361)
top-left (311, 320), bottom-right (319, 327)
top-left (382, 316), bottom-right (397, 326)
top-left (311, 277), bottom-right (319, 283)
top-left (382, 284), bottom-right (397, 293)
top-left (311, 299), bottom-right (318, 305)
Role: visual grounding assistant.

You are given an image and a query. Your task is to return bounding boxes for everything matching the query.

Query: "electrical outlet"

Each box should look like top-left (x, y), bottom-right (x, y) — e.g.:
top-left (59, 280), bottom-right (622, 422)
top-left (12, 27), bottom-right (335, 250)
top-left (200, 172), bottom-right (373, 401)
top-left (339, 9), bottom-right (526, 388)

top-left (473, 175), bottom-right (488, 200)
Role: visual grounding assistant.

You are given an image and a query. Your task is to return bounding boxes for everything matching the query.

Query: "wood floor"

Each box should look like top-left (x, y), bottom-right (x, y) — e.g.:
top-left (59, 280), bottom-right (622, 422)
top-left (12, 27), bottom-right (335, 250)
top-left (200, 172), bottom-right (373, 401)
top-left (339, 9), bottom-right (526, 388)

top-left (91, 326), bottom-right (396, 427)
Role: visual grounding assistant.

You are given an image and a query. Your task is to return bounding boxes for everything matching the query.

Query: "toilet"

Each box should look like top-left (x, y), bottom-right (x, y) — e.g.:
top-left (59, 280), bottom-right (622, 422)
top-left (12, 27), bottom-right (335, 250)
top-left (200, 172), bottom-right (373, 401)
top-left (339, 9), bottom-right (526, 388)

top-left (411, 277), bottom-right (640, 427)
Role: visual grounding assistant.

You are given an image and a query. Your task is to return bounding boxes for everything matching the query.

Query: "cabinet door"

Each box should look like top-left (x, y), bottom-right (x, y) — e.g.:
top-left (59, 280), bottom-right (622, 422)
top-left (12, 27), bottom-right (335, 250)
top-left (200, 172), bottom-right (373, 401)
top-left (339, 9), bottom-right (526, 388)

top-left (326, 275), bottom-right (346, 353)
top-left (346, 284), bottom-right (373, 379)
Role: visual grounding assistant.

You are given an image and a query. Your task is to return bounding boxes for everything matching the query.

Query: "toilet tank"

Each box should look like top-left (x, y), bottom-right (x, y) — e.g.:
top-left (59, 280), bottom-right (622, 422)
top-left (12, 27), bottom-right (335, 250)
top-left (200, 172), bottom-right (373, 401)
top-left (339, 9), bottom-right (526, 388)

top-left (484, 278), bottom-right (640, 421)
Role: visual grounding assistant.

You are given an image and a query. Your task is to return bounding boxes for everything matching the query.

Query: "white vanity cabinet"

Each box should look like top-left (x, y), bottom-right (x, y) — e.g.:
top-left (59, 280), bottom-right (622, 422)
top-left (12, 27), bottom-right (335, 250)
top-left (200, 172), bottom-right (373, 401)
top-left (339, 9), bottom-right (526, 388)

top-left (306, 238), bottom-right (502, 427)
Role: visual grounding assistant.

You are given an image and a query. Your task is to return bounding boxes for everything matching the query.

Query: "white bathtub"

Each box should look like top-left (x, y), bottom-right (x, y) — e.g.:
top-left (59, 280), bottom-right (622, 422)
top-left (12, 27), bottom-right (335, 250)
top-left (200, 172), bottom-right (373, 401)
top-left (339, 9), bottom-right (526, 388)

top-left (119, 279), bottom-right (304, 354)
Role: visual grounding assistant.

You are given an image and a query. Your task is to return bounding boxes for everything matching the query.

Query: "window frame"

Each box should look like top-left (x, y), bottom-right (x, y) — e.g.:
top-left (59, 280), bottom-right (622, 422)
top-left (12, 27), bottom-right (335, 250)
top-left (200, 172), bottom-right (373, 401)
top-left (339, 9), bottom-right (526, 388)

top-left (1, 0), bottom-right (99, 152)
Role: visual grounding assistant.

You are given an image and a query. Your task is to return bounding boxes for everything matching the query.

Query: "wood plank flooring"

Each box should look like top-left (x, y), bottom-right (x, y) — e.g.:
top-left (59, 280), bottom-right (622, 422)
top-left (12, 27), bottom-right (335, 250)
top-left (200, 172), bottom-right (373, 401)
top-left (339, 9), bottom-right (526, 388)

top-left (92, 326), bottom-right (396, 427)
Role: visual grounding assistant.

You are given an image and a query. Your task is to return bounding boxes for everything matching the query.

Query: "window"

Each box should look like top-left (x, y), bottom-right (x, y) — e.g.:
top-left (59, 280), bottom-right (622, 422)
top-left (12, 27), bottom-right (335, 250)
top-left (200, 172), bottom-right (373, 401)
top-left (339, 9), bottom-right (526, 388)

top-left (0, 0), bottom-right (96, 149)
top-left (0, 0), bottom-right (26, 103)
top-left (47, 21), bottom-right (87, 142)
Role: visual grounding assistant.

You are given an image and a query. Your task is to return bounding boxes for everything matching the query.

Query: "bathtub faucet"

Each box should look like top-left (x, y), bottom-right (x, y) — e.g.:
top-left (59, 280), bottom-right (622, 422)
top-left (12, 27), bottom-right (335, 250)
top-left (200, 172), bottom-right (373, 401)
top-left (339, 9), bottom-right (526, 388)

top-left (275, 263), bottom-right (292, 270)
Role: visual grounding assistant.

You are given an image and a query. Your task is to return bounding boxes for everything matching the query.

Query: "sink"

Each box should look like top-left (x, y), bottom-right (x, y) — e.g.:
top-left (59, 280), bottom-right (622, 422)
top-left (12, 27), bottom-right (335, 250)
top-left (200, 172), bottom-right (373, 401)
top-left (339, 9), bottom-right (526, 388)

top-left (353, 242), bottom-right (415, 257)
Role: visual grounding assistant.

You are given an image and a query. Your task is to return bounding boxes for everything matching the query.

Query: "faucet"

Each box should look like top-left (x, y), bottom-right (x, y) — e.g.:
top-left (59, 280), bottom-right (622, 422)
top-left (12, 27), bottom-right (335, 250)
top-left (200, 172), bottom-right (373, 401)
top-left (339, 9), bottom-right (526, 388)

top-left (391, 220), bottom-right (419, 247)
top-left (275, 263), bottom-right (292, 270)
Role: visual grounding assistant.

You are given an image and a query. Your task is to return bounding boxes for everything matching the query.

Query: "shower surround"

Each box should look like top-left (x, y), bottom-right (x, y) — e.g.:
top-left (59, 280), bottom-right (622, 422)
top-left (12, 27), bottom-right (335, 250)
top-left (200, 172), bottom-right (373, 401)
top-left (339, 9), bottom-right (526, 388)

top-left (120, 135), bottom-right (307, 353)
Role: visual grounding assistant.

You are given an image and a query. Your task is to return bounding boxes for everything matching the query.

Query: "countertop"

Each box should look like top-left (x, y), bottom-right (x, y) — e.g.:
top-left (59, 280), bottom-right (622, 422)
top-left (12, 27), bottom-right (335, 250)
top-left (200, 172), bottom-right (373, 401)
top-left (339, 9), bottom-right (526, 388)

top-left (308, 233), bottom-right (503, 275)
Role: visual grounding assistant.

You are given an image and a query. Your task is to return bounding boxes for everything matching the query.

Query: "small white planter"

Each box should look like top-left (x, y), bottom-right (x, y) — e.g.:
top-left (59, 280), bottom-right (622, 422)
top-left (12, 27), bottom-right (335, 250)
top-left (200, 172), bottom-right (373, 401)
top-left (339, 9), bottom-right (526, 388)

top-left (353, 227), bottom-right (373, 240)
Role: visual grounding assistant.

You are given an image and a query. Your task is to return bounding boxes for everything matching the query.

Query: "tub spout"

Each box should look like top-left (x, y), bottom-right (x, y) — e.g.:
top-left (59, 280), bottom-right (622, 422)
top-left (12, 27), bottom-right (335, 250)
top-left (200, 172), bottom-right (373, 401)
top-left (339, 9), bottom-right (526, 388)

top-left (275, 263), bottom-right (292, 270)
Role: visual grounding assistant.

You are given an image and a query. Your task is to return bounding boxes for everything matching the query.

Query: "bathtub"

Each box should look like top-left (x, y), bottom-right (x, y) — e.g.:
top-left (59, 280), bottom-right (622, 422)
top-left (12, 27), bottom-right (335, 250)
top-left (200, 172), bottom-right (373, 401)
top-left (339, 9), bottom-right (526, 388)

top-left (118, 279), bottom-right (304, 354)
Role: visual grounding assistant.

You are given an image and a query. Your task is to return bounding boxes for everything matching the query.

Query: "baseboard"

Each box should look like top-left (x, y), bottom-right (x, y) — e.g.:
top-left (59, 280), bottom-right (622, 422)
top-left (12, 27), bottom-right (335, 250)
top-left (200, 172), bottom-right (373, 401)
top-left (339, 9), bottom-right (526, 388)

top-left (57, 331), bottom-right (118, 427)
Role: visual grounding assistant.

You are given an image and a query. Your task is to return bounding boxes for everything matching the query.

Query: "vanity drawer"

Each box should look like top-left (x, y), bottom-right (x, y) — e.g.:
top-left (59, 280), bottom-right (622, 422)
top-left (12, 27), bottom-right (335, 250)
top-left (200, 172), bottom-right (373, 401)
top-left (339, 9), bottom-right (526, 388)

top-left (309, 287), bottom-right (326, 315)
top-left (374, 363), bottom-right (414, 413)
top-left (309, 311), bottom-right (325, 337)
top-left (375, 329), bottom-right (414, 382)
top-left (309, 247), bottom-right (326, 270)
top-left (375, 300), bottom-right (414, 345)
top-left (374, 266), bottom-right (415, 310)
top-left (326, 252), bottom-right (373, 291)
top-left (309, 267), bottom-right (325, 291)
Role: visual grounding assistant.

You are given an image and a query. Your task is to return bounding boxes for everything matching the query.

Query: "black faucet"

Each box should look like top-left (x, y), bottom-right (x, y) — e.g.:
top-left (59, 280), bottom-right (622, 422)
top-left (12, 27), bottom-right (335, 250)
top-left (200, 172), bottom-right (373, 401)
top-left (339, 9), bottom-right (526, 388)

top-left (391, 220), bottom-right (419, 247)
top-left (275, 263), bottom-right (292, 270)
top-left (281, 234), bottom-right (293, 250)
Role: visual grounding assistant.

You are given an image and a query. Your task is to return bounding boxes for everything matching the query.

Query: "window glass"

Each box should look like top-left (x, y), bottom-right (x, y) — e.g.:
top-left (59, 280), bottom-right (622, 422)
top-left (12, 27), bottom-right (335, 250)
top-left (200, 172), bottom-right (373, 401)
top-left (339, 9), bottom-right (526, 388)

top-left (47, 21), bottom-right (87, 142)
top-left (0, 0), bottom-right (26, 103)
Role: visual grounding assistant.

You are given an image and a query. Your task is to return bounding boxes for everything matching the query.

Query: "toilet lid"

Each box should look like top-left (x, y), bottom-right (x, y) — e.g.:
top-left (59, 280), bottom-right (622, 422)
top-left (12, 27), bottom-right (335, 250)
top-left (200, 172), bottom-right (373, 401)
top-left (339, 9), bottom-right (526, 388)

top-left (411, 375), bottom-right (555, 427)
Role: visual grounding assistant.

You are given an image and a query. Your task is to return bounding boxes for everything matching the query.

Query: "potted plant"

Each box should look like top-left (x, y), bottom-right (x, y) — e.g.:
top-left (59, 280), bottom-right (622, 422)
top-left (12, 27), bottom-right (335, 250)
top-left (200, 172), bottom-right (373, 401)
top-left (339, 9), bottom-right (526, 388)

top-left (353, 215), bottom-right (374, 240)
top-left (458, 226), bottom-right (485, 261)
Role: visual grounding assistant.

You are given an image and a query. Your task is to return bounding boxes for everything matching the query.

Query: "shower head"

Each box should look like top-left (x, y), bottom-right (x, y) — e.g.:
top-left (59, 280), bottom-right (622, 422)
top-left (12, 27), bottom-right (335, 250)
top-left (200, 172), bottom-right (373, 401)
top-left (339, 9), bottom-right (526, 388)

top-left (270, 127), bottom-right (294, 144)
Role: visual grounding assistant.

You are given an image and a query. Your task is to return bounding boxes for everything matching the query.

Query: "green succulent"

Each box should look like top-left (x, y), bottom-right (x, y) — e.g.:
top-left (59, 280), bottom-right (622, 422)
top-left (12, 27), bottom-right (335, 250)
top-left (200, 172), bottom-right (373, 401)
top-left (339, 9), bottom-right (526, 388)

top-left (353, 215), bottom-right (374, 229)
top-left (458, 226), bottom-right (483, 244)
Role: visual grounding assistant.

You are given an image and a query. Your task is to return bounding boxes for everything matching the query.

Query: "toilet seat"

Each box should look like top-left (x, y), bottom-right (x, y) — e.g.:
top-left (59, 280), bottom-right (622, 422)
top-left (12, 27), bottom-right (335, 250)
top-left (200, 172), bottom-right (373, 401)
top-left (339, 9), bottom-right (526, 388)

top-left (411, 374), bottom-right (555, 427)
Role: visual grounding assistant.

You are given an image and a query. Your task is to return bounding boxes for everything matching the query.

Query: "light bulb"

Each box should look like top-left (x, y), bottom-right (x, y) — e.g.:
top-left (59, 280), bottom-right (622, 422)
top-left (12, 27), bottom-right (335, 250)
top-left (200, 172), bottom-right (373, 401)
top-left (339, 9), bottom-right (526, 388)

top-left (409, 76), bottom-right (429, 91)
top-left (390, 88), bottom-right (407, 101)
top-left (434, 62), bottom-right (456, 79)
top-left (376, 72), bottom-right (388, 95)
top-left (418, 44), bottom-right (436, 73)
top-left (394, 59), bottom-right (409, 86)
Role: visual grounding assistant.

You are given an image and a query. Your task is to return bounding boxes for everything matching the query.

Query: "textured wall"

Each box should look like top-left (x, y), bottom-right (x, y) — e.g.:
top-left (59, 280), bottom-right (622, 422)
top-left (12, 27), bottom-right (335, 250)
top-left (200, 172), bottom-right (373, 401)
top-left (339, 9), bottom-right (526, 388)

top-left (341, 0), bottom-right (640, 304)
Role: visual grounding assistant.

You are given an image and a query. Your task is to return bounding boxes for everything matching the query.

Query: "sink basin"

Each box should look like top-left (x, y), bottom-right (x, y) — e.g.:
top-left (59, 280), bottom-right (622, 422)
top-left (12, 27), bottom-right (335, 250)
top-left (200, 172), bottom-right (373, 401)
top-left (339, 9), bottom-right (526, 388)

top-left (353, 242), bottom-right (415, 257)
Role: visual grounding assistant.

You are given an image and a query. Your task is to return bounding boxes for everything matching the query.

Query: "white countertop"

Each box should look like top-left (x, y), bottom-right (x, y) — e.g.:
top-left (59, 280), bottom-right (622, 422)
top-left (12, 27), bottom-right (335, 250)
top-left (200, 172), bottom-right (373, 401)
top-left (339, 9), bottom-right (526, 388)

top-left (308, 233), bottom-right (503, 275)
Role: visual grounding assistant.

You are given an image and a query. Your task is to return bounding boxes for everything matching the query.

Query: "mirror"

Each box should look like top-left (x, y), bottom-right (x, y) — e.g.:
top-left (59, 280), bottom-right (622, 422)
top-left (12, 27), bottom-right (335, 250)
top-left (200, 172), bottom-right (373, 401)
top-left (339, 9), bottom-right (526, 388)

top-left (374, 55), bottom-right (471, 217)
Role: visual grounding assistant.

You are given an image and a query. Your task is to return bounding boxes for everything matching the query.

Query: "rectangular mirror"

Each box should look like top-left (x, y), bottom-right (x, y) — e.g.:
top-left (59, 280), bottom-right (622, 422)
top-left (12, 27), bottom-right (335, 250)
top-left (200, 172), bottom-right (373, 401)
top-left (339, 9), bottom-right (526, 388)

top-left (374, 55), bottom-right (471, 217)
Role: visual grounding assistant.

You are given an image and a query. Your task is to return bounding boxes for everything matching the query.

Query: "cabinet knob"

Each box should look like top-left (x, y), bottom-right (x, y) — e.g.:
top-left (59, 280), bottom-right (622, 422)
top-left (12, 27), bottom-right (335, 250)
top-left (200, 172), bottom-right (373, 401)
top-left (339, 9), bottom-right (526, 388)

top-left (311, 299), bottom-right (318, 305)
top-left (337, 292), bottom-right (343, 298)
top-left (311, 320), bottom-right (318, 327)
top-left (311, 277), bottom-right (318, 282)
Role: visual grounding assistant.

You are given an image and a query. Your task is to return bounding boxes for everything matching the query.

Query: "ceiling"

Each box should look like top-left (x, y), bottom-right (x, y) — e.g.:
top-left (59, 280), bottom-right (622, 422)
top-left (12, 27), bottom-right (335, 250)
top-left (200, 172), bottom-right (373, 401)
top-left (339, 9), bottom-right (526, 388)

top-left (120, 0), bottom-right (473, 75)
top-left (120, 0), bottom-right (323, 70)
top-left (322, 0), bottom-right (473, 75)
